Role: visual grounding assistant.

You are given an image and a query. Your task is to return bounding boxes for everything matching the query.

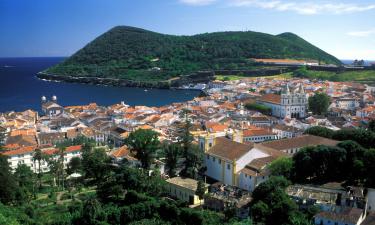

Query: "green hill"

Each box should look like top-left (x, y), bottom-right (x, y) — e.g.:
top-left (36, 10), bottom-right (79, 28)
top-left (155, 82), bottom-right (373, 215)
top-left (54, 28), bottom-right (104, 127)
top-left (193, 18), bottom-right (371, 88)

top-left (44, 26), bottom-right (341, 83)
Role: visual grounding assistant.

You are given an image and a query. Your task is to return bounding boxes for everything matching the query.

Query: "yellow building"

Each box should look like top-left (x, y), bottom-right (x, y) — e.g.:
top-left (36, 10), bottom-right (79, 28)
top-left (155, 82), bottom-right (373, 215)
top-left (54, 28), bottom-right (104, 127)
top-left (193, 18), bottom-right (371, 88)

top-left (166, 177), bottom-right (208, 205)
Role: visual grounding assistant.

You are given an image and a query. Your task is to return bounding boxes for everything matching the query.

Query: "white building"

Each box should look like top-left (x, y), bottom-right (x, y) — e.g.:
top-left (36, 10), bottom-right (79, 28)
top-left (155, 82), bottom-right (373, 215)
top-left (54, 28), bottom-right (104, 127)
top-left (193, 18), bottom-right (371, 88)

top-left (258, 83), bottom-right (307, 119)
top-left (333, 98), bottom-right (360, 111)
top-left (198, 134), bottom-right (285, 191)
top-left (3, 145), bottom-right (82, 173)
top-left (272, 124), bottom-right (303, 139)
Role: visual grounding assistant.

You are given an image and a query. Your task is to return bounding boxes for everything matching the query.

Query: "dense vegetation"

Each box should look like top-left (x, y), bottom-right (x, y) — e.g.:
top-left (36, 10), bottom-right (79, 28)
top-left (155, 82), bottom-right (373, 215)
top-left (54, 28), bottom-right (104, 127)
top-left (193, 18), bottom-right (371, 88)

top-left (308, 92), bottom-right (330, 115)
top-left (45, 26), bottom-right (341, 83)
top-left (266, 125), bottom-right (375, 187)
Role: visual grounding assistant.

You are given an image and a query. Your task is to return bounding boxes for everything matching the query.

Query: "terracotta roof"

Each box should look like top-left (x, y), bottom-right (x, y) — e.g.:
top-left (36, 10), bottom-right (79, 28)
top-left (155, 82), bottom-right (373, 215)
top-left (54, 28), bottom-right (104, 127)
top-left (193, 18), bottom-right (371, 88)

top-left (259, 94), bottom-right (281, 105)
top-left (207, 137), bottom-right (253, 161)
top-left (246, 156), bottom-right (275, 171)
top-left (273, 124), bottom-right (303, 133)
top-left (315, 207), bottom-right (363, 224)
top-left (260, 135), bottom-right (339, 151)
top-left (240, 167), bottom-right (257, 176)
top-left (43, 145), bottom-right (82, 155)
top-left (243, 129), bottom-right (275, 137)
top-left (206, 122), bottom-right (228, 133)
top-left (2, 146), bottom-right (35, 156)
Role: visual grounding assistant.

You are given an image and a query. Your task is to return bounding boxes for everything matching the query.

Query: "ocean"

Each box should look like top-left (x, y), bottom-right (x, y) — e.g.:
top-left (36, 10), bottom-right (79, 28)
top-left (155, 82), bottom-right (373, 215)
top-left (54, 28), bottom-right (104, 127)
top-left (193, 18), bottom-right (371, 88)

top-left (0, 57), bottom-right (200, 112)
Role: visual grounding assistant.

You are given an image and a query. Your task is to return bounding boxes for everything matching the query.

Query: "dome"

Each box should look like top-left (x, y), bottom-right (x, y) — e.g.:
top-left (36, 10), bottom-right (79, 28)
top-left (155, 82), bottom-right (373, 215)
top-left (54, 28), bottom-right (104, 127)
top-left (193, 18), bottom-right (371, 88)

top-left (41, 96), bottom-right (46, 101)
top-left (52, 95), bottom-right (57, 101)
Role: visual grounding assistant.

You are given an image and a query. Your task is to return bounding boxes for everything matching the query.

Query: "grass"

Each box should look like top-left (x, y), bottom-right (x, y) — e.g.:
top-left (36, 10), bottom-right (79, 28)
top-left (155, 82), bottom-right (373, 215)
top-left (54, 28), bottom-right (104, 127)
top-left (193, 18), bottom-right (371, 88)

top-left (299, 70), bottom-right (375, 84)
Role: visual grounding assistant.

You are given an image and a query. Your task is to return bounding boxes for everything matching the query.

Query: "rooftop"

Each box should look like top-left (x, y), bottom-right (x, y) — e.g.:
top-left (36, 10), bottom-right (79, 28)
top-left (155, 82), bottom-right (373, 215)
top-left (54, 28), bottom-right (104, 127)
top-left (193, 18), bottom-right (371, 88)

top-left (260, 135), bottom-right (339, 151)
top-left (207, 137), bottom-right (253, 161)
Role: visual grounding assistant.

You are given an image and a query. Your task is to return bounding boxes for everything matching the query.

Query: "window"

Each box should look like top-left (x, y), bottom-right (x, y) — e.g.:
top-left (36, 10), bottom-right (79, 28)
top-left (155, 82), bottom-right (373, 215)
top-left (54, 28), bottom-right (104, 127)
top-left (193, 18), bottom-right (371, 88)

top-left (206, 155), bottom-right (210, 159)
top-left (227, 164), bottom-right (231, 170)
top-left (213, 157), bottom-right (216, 162)
top-left (218, 159), bottom-right (221, 164)
top-left (209, 143), bottom-right (212, 147)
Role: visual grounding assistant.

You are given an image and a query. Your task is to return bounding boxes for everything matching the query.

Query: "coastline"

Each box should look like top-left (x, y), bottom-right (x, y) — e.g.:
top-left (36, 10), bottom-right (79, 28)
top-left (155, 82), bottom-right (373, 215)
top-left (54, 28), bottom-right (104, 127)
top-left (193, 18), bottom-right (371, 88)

top-left (37, 72), bottom-right (172, 89)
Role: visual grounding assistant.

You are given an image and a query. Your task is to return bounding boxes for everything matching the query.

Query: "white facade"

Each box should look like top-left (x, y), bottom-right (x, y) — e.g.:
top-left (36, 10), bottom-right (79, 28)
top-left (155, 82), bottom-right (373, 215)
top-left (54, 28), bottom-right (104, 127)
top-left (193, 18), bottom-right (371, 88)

top-left (203, 140), bottom-right (270, 187)
top-left (260, 83), bottom-right (308, 119)
top-left (238, 172), bottom-right (269, 192)
top-left (335, 98), bottom-right (360, 110)
top-left (243, 134), bottom-right (277, 143)
top-left (6, 148), bottom-right (81, 173)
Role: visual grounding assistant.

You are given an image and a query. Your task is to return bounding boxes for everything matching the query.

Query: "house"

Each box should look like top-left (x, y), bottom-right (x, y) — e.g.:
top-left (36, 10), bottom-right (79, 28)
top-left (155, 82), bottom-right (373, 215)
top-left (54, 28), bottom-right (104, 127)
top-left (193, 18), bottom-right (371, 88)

top-left (41, 96), bottom-right (64, 117)
top-left (166, 177), bottom-right (208, 205)
top-left (260, 135), bottom-right (339, 155)
top-left (272, 124), bottom-right (303, 139)
top-left (334, 98), bottom-right (360, 111)
top-left (110, 145), bottom-right (140, 167)
top-left (238, 156), bottom-right (276, 192)
top-left (5, 134), bottom-right (37, 149)
top-left (287, 184), bottom-right (367, 212)
top-left (204, 183), bottom-right (252, 219)
top-left (314, 207), bottom-right (366, 225)
top-left (2, 145), bottom-right (82, 172)
top-left (37, 132), bottom-right (66, 146)
top-left (199, 134), bottom-right (285, 190)
top-left (242, 128), bottom-right (277, 143)
top-left (258, 83), bottom-right (307, 119)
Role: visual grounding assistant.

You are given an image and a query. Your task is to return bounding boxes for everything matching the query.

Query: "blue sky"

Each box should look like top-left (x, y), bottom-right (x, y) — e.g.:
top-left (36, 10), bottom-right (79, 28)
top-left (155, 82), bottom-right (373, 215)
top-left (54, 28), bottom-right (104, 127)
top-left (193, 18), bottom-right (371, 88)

top-left (1, 0), bottom-right (374, 60)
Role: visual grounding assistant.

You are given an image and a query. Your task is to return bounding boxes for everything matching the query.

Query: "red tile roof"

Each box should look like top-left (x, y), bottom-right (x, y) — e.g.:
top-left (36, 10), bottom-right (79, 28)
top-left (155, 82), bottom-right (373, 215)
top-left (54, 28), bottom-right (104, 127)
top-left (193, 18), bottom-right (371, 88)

top-left (259, 94), bottom-right (281, 105)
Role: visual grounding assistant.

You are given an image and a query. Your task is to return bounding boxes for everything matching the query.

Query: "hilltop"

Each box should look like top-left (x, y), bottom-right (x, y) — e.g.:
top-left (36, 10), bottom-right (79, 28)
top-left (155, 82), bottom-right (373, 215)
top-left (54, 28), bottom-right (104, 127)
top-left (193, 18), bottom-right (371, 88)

top-left (43, 26), bottom-right (341, 85)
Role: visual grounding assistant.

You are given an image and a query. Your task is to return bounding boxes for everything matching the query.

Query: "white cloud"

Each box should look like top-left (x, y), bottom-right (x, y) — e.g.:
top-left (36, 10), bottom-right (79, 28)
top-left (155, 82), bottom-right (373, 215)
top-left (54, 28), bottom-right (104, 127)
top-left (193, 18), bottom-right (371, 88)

top-left (179, 0), bottom-right (217, 6)
top-left (347, 29), bottom-right (375, 37)
top-left (229, 0), bottom-right (375, 15)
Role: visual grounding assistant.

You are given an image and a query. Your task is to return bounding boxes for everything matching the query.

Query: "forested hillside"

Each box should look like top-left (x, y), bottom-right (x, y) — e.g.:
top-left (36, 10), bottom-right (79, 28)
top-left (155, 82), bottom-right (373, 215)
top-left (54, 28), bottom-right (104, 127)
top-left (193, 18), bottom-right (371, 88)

top-left (44, 26), bottom-right (341, 82)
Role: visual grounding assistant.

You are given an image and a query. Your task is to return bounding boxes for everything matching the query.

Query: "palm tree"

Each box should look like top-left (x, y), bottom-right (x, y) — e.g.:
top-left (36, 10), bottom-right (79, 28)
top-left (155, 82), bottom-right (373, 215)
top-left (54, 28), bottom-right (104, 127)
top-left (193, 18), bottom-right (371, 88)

top-left (33, 148), bottom-right (44, 189)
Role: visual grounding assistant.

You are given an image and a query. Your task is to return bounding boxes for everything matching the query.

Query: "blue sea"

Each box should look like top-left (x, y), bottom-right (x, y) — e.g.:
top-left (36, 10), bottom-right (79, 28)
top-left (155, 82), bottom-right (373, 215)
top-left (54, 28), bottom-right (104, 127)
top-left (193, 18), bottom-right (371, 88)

top-left (0, 57), bottom-right (200, 112)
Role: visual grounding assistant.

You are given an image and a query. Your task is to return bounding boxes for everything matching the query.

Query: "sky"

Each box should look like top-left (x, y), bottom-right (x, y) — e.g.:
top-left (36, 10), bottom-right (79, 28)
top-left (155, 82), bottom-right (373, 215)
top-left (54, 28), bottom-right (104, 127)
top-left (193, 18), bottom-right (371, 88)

top-left (0, 0), bottom-right (374, 60)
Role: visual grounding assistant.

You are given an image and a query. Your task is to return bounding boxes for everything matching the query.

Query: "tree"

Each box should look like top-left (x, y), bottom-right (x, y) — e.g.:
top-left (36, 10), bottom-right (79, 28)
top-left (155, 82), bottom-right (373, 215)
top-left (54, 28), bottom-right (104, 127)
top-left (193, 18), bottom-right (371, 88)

top-left (195, 179), bottom-right (206, 205)
top-left (0, 155), bottom-right (18, 204)
top-left (364, 149), bottom-right (375, 187)
top-left (67, 156), bottom-right (82, 175)
top-left (304, 126), bottom-right (334, 139)
top-left (126, 129), bottom-right (160, 169)
top-left (268, 157), bottom-right (294, 179)
top-left (80, 196), bottom-right (104, 225)
top-left (181, 145), bottom-right (204, 179)
top-left (308, 92), bottom-right (330, 115)
top-left (32, 149), bottom-right (48, 189)
top-left (14, 164), bottom-right (35, 204)
top-left (368, 120), bottom-right (375, 133)
top-left (164, 143), bottom-right (180, 177)
top-left (337, 141), bottom-right (365, 182)
top-left (178, 109), bottom-right (194, 157)
top-left (293, 66), bottom-right (308, 78)
top-left (251, 176), bottom-right (302, 225)
top-left (82, 147), bottom-right (112, 183)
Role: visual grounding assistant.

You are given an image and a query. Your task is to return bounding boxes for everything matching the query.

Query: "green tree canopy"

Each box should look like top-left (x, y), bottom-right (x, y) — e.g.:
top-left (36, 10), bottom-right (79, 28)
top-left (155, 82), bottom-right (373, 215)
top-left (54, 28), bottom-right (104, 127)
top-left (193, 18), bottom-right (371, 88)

top-left (268, 157), bottom-right (294, 179)
top-left (126, 129), bottom-right (160, 169)
top-left (308, 92), bottom-right (330, 115)
top-left (0, 155), bottom-right (18, 204)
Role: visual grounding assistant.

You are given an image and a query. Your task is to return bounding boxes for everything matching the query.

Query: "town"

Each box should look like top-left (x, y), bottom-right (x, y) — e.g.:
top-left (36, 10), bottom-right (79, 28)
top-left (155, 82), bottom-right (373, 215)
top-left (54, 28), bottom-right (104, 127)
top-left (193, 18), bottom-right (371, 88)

top-left (1, 75), bottom-right (375, 225)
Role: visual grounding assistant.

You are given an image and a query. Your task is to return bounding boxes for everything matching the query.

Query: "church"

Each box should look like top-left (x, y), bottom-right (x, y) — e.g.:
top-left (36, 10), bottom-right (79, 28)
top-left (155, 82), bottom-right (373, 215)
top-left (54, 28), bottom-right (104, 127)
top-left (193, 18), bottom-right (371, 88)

top-left (257, 83), bottom-right (307, 119)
